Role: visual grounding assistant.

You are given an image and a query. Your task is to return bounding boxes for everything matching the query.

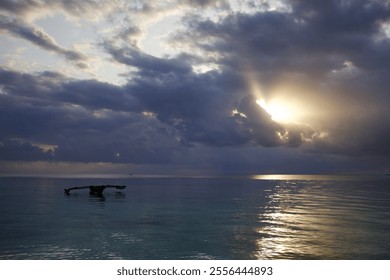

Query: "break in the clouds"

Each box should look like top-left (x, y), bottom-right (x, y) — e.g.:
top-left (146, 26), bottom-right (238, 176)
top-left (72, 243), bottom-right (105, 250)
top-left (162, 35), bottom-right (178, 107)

top-left (0, 0), bottom-right (389, 174)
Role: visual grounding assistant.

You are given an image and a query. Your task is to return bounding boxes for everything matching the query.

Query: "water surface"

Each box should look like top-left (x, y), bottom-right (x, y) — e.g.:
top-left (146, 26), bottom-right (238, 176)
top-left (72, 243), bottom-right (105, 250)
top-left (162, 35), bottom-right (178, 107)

top-left (0, 175), bottom-right (389, 259)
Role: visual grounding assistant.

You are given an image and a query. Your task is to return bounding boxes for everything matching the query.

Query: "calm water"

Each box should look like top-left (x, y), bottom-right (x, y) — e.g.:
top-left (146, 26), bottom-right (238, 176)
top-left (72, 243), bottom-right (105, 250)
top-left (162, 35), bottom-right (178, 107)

top-left (0, 175), bottom-right (389, 259)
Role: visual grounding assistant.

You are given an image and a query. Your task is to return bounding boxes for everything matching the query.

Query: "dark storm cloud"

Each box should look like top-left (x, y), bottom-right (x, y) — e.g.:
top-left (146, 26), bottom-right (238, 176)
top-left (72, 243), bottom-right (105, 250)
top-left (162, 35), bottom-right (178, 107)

top-left (0, 68), bottom-right (184, 164)
top-left (0, 16), bottom-right (88, 68)
top-left (180, 0), bottom-right (390, 78)
top-left (0, 60), bottom-right (307, 166)
top-left (289, 0), bottom-right (390, 74)
top-left (173, 0), bottom-right (390, 156)
top-left (0, 139), bottom-right (53, 161)
top-left (0, 68), bottom-right (139, 113)
top-left (104, 42), bottom-right (320, 149)
top-left (1, 0), bottom-right (390, 173)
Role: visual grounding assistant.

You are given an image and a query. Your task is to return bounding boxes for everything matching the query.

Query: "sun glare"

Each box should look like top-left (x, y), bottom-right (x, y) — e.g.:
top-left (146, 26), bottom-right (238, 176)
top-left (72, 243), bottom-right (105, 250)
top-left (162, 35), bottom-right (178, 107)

top-left (256, 99), bottom-right (297, 123)
top-left (245, 72), bottom-right (310, 125)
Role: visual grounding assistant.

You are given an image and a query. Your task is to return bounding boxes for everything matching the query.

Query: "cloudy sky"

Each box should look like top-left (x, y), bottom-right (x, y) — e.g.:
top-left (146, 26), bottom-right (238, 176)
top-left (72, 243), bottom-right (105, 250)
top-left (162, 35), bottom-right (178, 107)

top-left (0, 0), bottom-right (389, 175)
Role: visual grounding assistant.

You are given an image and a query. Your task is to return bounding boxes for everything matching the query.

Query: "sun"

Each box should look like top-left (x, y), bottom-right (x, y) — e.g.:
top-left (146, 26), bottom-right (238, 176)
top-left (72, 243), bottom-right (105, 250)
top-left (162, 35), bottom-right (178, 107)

top-left (256, 98), bottom-right (297, 123)
top-left (245, 73), bottom-right (308, 124)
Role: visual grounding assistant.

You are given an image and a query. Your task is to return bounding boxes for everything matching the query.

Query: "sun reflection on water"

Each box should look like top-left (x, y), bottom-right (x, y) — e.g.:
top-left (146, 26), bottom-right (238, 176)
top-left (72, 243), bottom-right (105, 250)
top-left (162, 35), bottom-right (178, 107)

top-left (253, 182), bottom-right (368, 259)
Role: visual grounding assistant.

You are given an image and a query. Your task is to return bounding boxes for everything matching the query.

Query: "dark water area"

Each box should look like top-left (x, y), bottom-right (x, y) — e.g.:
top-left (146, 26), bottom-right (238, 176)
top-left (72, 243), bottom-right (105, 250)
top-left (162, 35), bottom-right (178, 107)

top-left (0, 175), bottom-right (389, 259)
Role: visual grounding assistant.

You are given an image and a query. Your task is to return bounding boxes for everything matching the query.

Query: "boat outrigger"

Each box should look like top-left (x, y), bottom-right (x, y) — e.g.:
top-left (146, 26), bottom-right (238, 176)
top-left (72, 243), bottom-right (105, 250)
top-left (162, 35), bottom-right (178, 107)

top-left (64, 185), bottom-right (126, 196)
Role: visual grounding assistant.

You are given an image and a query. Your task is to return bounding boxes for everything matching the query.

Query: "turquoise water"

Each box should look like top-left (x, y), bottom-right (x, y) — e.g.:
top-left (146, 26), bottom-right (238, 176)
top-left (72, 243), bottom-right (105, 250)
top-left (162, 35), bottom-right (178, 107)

top-left (0, 175), bottom-right (389, 259)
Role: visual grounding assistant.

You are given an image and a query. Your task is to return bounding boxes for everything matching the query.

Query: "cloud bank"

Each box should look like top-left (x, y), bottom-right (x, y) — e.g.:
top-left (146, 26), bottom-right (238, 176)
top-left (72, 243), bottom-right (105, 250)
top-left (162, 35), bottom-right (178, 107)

top-left (0, 0), bottom-right (389, 174)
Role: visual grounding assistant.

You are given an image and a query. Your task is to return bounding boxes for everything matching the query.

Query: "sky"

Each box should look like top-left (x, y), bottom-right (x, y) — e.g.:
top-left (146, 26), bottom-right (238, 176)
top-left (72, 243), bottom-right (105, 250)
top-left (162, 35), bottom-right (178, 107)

top-left (0, 0), bottom-right (390, 175)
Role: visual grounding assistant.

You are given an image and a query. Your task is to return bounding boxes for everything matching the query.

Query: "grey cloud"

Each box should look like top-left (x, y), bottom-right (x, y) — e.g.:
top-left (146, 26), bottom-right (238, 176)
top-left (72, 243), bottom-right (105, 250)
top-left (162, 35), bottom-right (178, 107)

top-left (103, 27), bottom-right (390, 156)
top-left (0, 0), bottom-right (38, 15)
top-left (103, 43), bottom-right (193, 76)
top-left (0, 61), bottom-right (314, 167)
top-left (0, 139), bottom-right (54, 161)
top-left (289, 0), bottom-right (390, 73)
top-left (1, 0), bottom-right (390, 173)
top-left (121, 56), bottom-right (313, 148)
top-left (117, 25), bottom-right (142, 46)
top-left (0, 0), bottom-right (117, 19)
top-left (180, 0), bottom-right (390, 79)
top-left (52, 116), bottom-right (184, 164)
top-left (0, 16), bottom-right (88, 67)
top-left (172, 0), bottom-right (390, 157)
top-left (0, 68), bottom-right (186, 164)
top-left (182, 0), bottom-right (230, 8)
top-left (234, 95), bottom-right (317, 148)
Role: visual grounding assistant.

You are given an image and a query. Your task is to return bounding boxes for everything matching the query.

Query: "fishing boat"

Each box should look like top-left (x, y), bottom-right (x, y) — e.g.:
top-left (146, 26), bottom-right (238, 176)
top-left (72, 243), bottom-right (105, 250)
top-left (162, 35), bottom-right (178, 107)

top-left (64, 185), bottom-right (126, 196)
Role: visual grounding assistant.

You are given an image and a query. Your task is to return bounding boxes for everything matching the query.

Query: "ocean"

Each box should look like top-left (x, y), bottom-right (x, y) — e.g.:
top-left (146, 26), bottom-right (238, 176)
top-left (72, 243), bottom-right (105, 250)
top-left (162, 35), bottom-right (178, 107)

top-left (0, 174), bottom-right (389, 260)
